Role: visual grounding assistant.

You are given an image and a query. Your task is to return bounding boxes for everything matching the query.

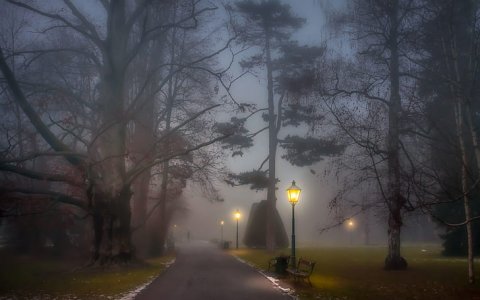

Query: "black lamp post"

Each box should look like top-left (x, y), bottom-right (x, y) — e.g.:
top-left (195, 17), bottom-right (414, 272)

top-left (234, 210), bottom-right (241, 249)
top-left (287, 180), bottom-right (301, 268)
top-left (220, 220), bottom-right (224, 245)
top-left (347, 219), bottom-right (355, 245)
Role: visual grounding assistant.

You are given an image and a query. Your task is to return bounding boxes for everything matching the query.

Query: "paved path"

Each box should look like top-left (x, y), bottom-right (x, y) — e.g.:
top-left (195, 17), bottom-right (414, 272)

top-left (135, 241), bottom-right (292, 300)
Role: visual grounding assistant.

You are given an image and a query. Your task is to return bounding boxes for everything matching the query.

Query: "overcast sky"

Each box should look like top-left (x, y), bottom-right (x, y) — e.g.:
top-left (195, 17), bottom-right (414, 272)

top-left (179, 0), bottom-right (361, 246)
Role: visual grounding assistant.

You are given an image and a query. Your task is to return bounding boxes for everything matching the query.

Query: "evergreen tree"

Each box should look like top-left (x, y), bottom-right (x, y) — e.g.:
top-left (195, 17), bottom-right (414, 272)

top-left (222, 0), bottom-right (344, 250)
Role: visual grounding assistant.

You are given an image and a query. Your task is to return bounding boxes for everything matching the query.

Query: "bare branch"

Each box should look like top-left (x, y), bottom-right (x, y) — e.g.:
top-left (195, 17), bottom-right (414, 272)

top-left (0, 47), bottom-right (84, 166)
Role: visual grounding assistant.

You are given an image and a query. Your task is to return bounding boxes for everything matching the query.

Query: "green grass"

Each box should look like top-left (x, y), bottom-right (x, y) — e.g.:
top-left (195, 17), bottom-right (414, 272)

top-left (0, 254), bottom-right (174, 299)
top-left (232, 245), bottom-right (480, 300)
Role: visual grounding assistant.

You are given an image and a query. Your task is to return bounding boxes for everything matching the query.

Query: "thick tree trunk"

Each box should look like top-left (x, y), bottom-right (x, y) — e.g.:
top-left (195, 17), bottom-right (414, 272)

top-left (265, 31), bottom-right (277, 251)
top-left (384, 0), bottom-right (407, 270)
top-left (130, 2), bottom-right (168, 257)
top-left (385, 202), bottom-right (407, 269)
top-left (88, 0), bottom-right (134, 265)
top-left (131, 171), bottom-right (150, 256)
top-left (150, 19), bottom-right (177, 254)
top-left (89, 185), bottom-right (132, 265)
top-left (92, 211), bottom-right (104, 262)
top-left (131, 99), bottom-right (155, 257)
top-left (116, 186), bottom-right (133, 262)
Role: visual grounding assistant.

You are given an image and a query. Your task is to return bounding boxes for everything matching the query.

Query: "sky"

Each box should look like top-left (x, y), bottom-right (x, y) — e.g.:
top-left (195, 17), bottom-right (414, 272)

top-left (179, 0), bottom-right (366, 246)
top-left (177, 0), bottom-right (440, 246)
top-left (2, 0), bottom-right (438, 247)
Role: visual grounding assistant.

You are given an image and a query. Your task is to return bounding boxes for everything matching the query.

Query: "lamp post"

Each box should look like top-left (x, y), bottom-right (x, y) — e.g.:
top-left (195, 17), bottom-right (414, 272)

top-left (347, 219), bottom-right (355, 245)
top-left (220, 220), bottom-right (224, 245)
top-left (234, 210), bottom-right (241, 249)
top-left (173, 224), bottom-right (177, 242)
top-left (287, 180), bottom-right (301, 268)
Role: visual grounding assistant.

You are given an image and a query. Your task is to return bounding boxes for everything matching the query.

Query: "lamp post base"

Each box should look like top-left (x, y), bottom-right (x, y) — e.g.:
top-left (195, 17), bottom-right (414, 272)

top-left (291, 204), bottom-right (296, 268)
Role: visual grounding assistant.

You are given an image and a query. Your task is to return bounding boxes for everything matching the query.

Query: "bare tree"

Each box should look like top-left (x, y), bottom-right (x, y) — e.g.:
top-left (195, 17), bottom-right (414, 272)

top-left (323, 0), bottom-right (420, 270)
top-left (408, 0), bottom-right (480, 283)
top-left (0, 0), bottom-right (234, 264)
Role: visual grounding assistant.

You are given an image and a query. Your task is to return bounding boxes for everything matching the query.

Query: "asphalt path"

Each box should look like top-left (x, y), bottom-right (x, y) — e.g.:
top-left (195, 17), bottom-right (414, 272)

top-left (135, 241), bottom-right (292, 300)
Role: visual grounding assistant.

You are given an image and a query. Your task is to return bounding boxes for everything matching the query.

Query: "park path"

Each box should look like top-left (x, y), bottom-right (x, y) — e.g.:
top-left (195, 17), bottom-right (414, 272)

top-left (134, 241), bottom-right (292, 300)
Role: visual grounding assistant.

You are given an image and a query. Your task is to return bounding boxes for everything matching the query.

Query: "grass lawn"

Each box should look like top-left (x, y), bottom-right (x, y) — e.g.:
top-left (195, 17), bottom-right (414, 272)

top-left (0, 254), bottom-right (174, 299)
top-left (231, 245), bottom-right (480, 300)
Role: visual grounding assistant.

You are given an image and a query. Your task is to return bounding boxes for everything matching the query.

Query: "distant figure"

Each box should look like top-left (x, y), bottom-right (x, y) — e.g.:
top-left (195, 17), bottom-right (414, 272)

top-left (166, 234), bottom-right (175, 253)
top-left (187, 231), bottom-right (191, 242)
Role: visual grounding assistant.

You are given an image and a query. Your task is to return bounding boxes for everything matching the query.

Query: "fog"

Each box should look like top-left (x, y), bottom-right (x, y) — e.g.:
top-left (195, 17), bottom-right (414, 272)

top-left (176, 1), bottom-right (344, 244)
top-left (172, 0), bottom-right (440, 247)
top-left (4, 0), bottom-right (478, 298)
top-left (0, 0), bottom-right (443, 251)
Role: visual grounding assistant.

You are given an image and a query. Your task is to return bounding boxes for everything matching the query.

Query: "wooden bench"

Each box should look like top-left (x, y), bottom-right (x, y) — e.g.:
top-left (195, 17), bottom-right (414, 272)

top-left (286, 258), bottom-right (316, 286)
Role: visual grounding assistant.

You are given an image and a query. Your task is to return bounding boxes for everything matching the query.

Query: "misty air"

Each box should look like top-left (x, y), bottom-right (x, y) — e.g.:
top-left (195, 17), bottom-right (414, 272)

top-left (0, 0), bottom-right (478, 299)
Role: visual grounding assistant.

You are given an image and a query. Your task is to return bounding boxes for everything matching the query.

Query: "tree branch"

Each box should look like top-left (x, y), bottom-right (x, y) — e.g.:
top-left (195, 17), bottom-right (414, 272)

top-left (0, 187), bottom-right (87, 210)
top-left (0, 47), bottom-right (84, 166)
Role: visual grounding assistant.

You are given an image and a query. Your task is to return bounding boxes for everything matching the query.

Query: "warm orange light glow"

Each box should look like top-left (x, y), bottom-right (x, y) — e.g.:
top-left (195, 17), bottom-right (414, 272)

top-left (347, 219), bottom-right (354, 228)
top-left (234, 210), bottom-right (241, 220)
top-left (220, 220), bottom-right (225, 225)
top-left (286, 180), bottom-right (301, 205)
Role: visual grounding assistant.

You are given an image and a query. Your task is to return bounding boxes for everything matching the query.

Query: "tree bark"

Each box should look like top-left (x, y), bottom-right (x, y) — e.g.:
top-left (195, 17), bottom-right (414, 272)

top-left (130, 85), bottom-right (155, 257)
top-left (442, 3), bottom-right (476, 282)
top-left (151, 9), bottom-right (178, 254)
top-left (88, 0), bottom-right (134, 264)
top-left (384, 0), bottom-right (407, 270)
top-left (265, 29), bottom-right (278, 251)
top-left (454, 93), bottom-right (475, 284)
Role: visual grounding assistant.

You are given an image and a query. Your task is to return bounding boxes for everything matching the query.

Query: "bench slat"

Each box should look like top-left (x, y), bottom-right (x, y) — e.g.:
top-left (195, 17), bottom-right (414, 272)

top-left (287, 258), bottom-right (316, 286)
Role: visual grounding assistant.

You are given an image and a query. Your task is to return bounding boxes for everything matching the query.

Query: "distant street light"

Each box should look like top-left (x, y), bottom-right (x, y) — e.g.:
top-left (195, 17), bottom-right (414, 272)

top-left (287, 180), bottom-right (301, 268)
top-left (234, 210), bottom-right (241, 249)
top-left (347, 219), bottom-right (355, 245)
top-left (220, 220), bottom-right (224, 245)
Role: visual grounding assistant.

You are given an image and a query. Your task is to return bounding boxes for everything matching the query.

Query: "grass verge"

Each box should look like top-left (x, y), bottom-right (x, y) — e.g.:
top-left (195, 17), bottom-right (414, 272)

top-left (0, 254), bottom-right (174, 299)
top-left (231, 245), bottom-right (480, 300)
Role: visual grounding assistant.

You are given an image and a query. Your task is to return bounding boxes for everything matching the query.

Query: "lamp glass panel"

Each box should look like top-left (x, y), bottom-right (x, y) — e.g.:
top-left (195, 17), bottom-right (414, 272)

top-left (288, 189), bottom-right (300, 204)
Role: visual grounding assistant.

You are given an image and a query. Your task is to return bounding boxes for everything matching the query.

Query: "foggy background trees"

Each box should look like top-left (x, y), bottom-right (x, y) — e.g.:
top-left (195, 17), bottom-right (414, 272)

top-left (0, 0), bottom-right (235, 264)
top-left (1, 0), bottom-right (480, 284)
top-left (319, 0), bottom-right (480, 279)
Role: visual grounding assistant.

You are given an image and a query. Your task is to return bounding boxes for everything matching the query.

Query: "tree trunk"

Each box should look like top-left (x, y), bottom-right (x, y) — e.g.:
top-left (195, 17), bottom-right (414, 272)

top-left (89, 185), bottom-right (132, 265)
top-left (131, 171), bottom-right (150, 257)
top-left (131, 96), bottom-right (155, 257)
top-left (265, 30), bottom-right (277, 251)
top-left (384, 0), bottom-right (407, 270)
top-left (116, 186), bottom-right (133, 262)
top-left (153, 163), bottom-right (171, 255)
top-left (88, 0), bottom-right (134, 264)
top-left (454, 99), bottom-right (475, 283)
top-left (385, 202), bottom-right (406, 269)
top-left (444, 7), bottom-right (476, 282)
top-left (363, 200), bottom-right (370, 246)
top-left (130, 2), bottom-right (170, 258)
top-left (150, 14), bottom-right (178, 254)
top-left (92, 211), bottom-right (104, 262)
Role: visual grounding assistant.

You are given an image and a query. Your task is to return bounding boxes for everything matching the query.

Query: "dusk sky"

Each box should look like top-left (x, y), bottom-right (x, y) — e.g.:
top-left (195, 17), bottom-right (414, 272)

top-left (181, 0), bottom-right (359, 245)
